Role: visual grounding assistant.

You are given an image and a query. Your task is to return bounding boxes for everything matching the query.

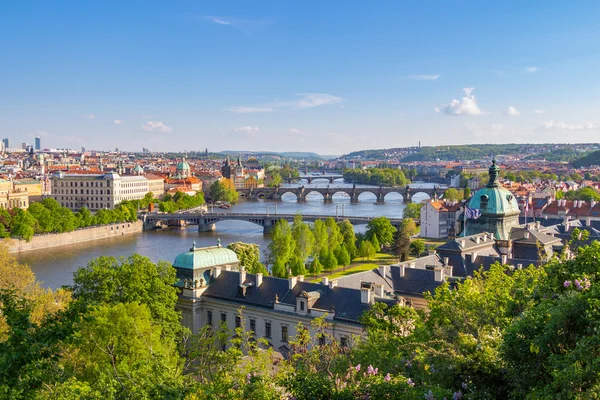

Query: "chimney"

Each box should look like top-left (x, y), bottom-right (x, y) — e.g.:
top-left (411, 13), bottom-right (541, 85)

top-left (329, 280), bottom-right (338, 289)
top-left (586, 217), bottom-right (592, 227)
top-left (399, 264), bottom-right (406, 277)
top-left (289, 276), bottom-right (297, 290)
top-left (434, 266), bottom-right (445, 282)
top-left (214, 266), bottom-right (222, 278)
top-left (482, 234), bottom-right (488, 242)
top-left (475, 236), bottom-right (480, 244)
top-left (255, 273), bottom-right (263, 287)
top-left (374, 283), bottom-right (384, 297)
top-left (501, 254), bottom-right (508, 265)
top-left (409, 262), bottom-right (416, 269)
top-left (321, 277), bottom-right (329, 286)
top-left (592, 200), bottom-right (597, 208)
top-left (360, 285), bottom-right (372, 304)
top-left (444, 263), bottom-right (453, 278)
top-left (524, 231), bottom-right (530, 239)
top-left (471, 251), bottom-right (478, 262)
top-left (297, 275), bottom-right (304, 282)
top-left (443, 257), bottom-right (449, 265)
top-left (239, 266), bottom-right (246, 285)
top-left (378, 265), bottom-right (389, 278)
top-left (224, 265), bottom-right (232, 271)
top-left (490, 233), bottom-right (495, 241)
top-left (517, 263), bottom-right (523, 270)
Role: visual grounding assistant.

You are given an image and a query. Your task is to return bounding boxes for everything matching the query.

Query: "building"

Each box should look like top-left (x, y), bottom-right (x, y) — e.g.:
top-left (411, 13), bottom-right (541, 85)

top-left (420, 200), bottom-right (461, 239)
top-left (175, 241), bottom-right (395, 351)
top-left (144, 173), bottom-right (166, 199)
top-left (50, 172), bottom-right (153, 211)
top-left (2, 138), bottom-right (9, 149)
top-left (464, 160), bottom-right (521, 240)
top-left (35, 136), bottom-right (41, 151)
top-left (164, 159), bottom-right (202, 193)
top-left (0, 178), bottom-right (29, 209)
top-left (13, 179), bottom-right (43, 202)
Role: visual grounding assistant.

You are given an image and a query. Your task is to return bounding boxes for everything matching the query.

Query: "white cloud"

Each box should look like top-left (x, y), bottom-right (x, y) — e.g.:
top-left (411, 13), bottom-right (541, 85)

top-left (141, 121), bottom-right (173, 133)
top-left (524, 66), bottom-right (539, 73)
top-left (81, 114), bottom-right (95, 120)
top-left (504, 106), bottom-right (520, 116)
top-left (534, 109), bottom-right (545, 114)
top-left (294, 93), bottom-right (343, 109)
top-left (435, 88), bottom-right (484, 116)
top-left (225, 106), bottom-right (274, 113)
top-left (465, 123), bottom-right (505, 137)
top-left (287, 128), bottom-right (307, 136)
top-left (204, 16), bottom-right (235, 26)
top-left (537, 120), bottom-right (598, 131)
top-left (195, 15), bottom-right (273, 33)
top-left (405, 74), bottom-right (440, 81)
top-left (113, 119), bottom-right (124, 125)
top-left (233, 126), bottom-right (259, 134)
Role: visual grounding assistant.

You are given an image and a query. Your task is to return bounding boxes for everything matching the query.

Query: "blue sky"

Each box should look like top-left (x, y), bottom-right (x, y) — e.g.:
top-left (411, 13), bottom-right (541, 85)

top-left (1, 1), bottom-right (599, 154)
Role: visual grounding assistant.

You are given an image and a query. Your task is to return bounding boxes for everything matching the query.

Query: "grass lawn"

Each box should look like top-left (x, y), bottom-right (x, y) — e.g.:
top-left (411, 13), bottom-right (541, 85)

top-left (307, 252), bottom-right (398, 282)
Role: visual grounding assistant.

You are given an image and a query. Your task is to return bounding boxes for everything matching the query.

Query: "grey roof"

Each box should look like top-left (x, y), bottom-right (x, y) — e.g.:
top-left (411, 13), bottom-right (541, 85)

top-left (203, 271), bottom-right (289, 309)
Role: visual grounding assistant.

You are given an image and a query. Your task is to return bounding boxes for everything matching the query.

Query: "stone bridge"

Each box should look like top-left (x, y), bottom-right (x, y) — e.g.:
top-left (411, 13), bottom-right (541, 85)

top-left (238, 185), bottom-right (447, 203)
top-left (285, 174), bottom-right (345, 184)
top-left (142, 212), bottom-right (405, 234)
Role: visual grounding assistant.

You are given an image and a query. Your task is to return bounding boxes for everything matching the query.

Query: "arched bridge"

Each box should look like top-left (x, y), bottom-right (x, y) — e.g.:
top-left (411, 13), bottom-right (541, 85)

top-left (238, 185), bottom-right (448, 203)
top-left (142, 212), bottom-right (405, 234)
top-left (285, 174), bottom-right (345, 184)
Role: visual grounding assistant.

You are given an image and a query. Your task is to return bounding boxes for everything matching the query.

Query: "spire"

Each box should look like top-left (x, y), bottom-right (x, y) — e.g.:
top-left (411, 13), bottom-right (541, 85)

top-left (487, 159), bottom-right (500, 188)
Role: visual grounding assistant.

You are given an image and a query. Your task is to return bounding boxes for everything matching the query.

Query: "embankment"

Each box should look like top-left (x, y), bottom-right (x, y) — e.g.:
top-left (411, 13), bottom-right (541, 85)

top-left (9, 220), bottom-right (143, 253)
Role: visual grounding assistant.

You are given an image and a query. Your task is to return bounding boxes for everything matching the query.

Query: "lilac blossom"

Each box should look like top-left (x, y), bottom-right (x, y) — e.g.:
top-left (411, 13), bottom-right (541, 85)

top-left (564, 280), bottom-right (571, 288)
top-left (355, 364), bottom-right (361, 372)
top-left (453, 391), bottom-right (463, 400)
top-left (384, 373), bottom-right (391, 382)
top-left (407, 378), bottom-right (414, 387)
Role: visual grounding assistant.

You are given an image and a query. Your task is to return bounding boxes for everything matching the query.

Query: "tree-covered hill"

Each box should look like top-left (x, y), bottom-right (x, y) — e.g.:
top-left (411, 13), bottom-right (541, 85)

top-left (572, 149), bottom-right (600, 168)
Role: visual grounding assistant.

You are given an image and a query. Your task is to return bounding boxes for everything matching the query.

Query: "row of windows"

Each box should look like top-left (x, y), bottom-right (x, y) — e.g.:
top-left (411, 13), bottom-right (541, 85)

top-left (55, 189), bottom-right (110, 195)
top-left (56, 196), bottom-right (106, 202)
top-left (61, 202), bottom-right (105, 209)
top-left (58, 181), bottom-right (108, 187)
top-left (121, 182), bottom-right (147, 187)
top-left (207, 310), bottom-right (349, 347)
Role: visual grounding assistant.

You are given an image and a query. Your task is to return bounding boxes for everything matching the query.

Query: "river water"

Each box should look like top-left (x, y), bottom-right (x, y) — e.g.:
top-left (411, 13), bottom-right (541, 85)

top-left (19, 183), bottom-right (439, 289)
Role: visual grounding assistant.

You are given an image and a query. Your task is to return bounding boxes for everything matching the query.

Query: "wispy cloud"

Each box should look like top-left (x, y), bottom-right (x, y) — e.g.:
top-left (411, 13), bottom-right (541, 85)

top-left (504, 106), bottom-right (520, 116)
top-left (536, 120), bottom-right (598, 131)
top-left (435, 88), bottom-right (484, 116)
top-left (225, 106), bottom-right (274, 113)
top-left (405, 74), bottom-right (440, 81)
top-left (294, 93), bottom-right (342, 109)
top-left (233, 126), bottom-right (260, 134)
top-left (113, 119), bottom-right (124, 125)
top-left (534, 109), bottom-right (545, 114)
top-left (226, 93), bottom-right (343, 113)
top-left (524, 66), bottom-right (539, 73)
top-left (80, 114), bottom-right (95, 120)
top-left (141, 121), bottom-right (173, 133)
top-left (192, 15), bottom-right (273, 34)
top-left (287, 128), bottom-right (307, 136)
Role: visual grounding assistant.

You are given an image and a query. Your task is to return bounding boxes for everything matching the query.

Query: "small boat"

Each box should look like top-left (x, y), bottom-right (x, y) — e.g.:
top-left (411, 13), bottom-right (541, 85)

top-left (219, 203), bottom-right (231, 209)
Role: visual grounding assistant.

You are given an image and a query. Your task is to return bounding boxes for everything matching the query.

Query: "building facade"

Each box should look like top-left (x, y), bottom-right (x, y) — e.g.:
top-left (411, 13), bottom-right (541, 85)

top-left (50, 172), bottom-right (154, 211)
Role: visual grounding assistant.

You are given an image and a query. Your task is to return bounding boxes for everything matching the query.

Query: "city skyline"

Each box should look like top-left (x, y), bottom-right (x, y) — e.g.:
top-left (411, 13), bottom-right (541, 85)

top-left (2, 1), bottom-right (600, 153)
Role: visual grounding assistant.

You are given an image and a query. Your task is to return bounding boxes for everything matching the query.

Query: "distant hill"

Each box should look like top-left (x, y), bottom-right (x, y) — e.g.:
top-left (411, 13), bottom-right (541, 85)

top-left (572, 150), bottom-right (600, 168)
top-left (220, 150), bottom-right (331, 160)
top-left (345, 143), bottom-right (599, 162)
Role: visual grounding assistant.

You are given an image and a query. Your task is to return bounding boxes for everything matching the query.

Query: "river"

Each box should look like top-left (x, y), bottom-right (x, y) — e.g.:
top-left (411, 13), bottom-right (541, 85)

top-left (19, 183), bottom-right (439, 289)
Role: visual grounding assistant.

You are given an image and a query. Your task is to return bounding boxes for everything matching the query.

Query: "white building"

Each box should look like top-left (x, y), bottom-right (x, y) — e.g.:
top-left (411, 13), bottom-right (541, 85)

top-left (420, 200), bottom-right (461, 239)
top-left (50, 172), bottom-right (151, 211)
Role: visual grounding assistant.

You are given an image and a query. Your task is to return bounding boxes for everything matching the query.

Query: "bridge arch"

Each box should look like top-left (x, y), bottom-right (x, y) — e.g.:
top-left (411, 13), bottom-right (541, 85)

top-left (411, 191), bottom-right (432, 203)
top-left (383, 191), bottom-right (404, 202)
top-left (357, 191), bottom-right (379, 201)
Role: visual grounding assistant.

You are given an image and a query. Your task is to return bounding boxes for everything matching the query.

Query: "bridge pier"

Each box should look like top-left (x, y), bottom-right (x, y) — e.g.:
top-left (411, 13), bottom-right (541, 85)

top-left (198, 222), bottom-right (216, 232)
top-left (403, 195), bottom-right (412, 203)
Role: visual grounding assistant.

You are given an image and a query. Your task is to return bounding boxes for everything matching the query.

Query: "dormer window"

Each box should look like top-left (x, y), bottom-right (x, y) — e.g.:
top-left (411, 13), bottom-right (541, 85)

top-left (480, 194), bottom-right (489, 208)
top-left (300, 301), bottom-right (305, 311)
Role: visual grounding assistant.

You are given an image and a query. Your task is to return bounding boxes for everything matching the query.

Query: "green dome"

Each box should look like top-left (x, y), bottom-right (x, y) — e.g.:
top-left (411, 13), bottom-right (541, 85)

top-left (176, 160), bottom-right (190, 171)
top-left (173, 244), bottom-right (239, 270)
top-left (468, 186), bottom-right (520, 215)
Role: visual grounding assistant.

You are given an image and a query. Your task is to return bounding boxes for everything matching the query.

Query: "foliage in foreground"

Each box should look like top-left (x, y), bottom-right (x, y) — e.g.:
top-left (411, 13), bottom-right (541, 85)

top-left (3, 240), bottom-right (600, 398)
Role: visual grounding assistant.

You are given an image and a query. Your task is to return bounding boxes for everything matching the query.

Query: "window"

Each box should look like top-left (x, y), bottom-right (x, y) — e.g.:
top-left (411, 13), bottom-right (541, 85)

top-left (250, 318), bottom-right (256, 334)
top-left (300, 301), bottom-right (305, 311)
top-left (281, 326), bottom-right (288, 342)
top-left (221, 312), bottom-right (227, 324)
top-left (340, 336), bottom-right (348, 348)
top-left (265, 322), bottom-right (271, 338)
top-left (207, 310), bottom-right (213, 326)
top-left (235, 316), bottom-right (241, 329)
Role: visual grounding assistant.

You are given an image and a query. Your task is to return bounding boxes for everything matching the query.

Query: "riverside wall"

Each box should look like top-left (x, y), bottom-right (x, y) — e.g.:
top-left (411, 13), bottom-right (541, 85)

top-left (9, 220), bottom-right (143, 253)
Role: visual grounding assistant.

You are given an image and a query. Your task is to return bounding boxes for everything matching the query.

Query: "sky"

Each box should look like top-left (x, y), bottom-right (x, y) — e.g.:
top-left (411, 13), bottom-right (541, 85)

top-left (1, 1), bottom-right (600, 154)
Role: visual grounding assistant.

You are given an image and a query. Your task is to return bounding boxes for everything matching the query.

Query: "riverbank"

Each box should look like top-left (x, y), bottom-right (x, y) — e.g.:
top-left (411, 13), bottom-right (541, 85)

top-left (9, 220), bottom-right (143, 253)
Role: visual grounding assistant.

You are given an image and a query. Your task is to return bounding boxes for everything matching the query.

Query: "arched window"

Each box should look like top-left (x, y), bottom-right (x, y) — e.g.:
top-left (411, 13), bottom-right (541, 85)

top-left (107, 189), bottom-right (110, 194)
top-left (100, 190), bottom-right (103, 194)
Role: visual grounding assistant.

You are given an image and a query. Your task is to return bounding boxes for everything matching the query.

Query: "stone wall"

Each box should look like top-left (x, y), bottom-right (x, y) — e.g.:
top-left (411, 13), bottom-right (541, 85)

top-left (9, 220), bottom-right (143, 253)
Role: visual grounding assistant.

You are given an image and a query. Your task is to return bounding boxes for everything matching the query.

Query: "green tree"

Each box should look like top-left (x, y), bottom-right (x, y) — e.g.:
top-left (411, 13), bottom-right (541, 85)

top-left (227, 242), bottom-right (267, 274)
top-left (324, 217), bottom-right (344, 250)
top-left (28, 202), bottom-right (54, 233)
top-left (371, 234), bottom-right (380, 252)
top-left (291, 214), bottom-right (315, 262)
top-left (443, 187), bottom-right (464, 201)
top-left (337, 219), bottom-right (357, 259)
top-left (69, 254), bottom-right (181, 341)
top-left (311, 219), bottom-right (328, 257)
top-left (365, 216), bottom-right (395, 246)
top-left (10, 208), bottom-right (36, 241)
top-left (320, 250), bottom-right (338, 272)
top-left (309, 257), bottom-right (323, 276)
top-left (402, 202), bottom-right (422, 220)
top-left (289, 256), bottom-right (307, 276)
top-left (334, 245), bottom-right (351, 268)
top-left (63, 302), bottom-right (184, 398)
top-left (210, 179), bottom-right (239, 203)
top-left (409, 238), bottom-right (425, 257)
top-left (271, 258), bottom-right (288, 278)
top-left (267, 220), bottom-right (295, 274)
